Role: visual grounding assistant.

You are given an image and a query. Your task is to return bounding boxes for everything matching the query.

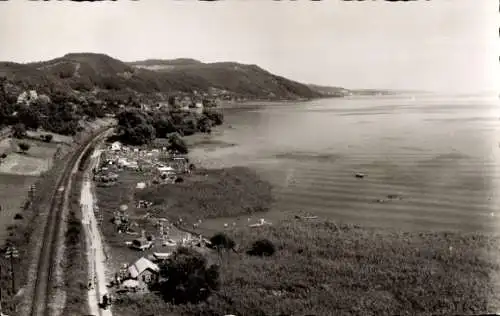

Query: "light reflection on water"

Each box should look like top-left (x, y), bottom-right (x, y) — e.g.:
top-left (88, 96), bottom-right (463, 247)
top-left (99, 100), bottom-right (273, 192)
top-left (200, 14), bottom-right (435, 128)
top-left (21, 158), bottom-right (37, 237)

top-left (190, 94), bottom-right (500, 233)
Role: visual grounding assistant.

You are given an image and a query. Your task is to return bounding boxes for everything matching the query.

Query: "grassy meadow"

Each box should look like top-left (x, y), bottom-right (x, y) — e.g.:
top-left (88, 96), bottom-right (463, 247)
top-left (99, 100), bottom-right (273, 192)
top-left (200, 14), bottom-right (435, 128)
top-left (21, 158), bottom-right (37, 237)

top-left (113, 217), bottom-right (500, 316)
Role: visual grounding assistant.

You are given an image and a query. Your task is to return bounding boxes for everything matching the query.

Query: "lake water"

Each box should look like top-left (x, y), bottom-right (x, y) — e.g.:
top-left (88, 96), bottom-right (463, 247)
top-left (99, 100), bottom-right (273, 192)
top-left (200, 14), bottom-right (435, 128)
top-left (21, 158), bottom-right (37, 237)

top-left (189, 94), bottom-right (500, 233)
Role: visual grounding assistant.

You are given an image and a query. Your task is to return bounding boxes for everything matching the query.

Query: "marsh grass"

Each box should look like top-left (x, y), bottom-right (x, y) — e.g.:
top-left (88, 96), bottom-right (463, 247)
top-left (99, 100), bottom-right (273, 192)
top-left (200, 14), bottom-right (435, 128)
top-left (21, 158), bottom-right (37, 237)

top-left (135, 167), bottom-right (274, 224)
top-left (113, 218), bottom-right (500, 316)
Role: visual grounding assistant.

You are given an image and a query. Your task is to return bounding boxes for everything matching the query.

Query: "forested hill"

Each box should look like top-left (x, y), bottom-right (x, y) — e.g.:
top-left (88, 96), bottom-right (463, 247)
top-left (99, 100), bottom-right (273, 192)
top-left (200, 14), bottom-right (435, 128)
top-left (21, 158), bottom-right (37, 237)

top-left (0, 53), bottom-right (335, 102)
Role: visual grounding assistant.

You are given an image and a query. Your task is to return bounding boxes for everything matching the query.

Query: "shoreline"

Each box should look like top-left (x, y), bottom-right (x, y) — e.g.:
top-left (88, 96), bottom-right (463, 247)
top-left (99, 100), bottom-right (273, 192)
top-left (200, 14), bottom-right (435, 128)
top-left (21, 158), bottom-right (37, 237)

top-left (102, 110), bottom-right (500, 315)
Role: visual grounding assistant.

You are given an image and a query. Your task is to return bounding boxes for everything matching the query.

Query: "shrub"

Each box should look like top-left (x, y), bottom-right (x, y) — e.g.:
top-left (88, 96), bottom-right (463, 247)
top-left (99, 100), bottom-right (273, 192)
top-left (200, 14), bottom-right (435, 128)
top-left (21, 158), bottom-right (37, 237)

top-left (0, 153), bottom-right (6, 159)
top-left (247, 238), bottom-right (276, 257)
top-left (44, 134), bottom-right (53, 143)
top-left (12, 123), bottom-right (27, 139)
top-left (203, 109), bottom-right (224, 126)
top-left (66, 219), bottom-right (82, 246)
top-left (18, 142), bottom-right (30, 154)
top-left (209, 233), bottom-right (235, 251)
top-left (14, 213), bottom-right (23, 220)
top-left (167, 133), bottom-right (188, 154)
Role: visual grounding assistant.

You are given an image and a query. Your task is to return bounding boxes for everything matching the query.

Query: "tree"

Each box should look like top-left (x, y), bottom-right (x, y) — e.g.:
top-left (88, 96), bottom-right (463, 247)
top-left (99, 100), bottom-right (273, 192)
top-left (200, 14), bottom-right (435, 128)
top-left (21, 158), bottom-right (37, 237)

top-left (182, 116), bottom-right (198, 136)
top-left (247, 239), bottom-right (276, 257)
top-left (81, 100), bottom-right (105, 119)
top-left (17, 105), bottom-right (41, 130)
top-left (159, 247), bottom-right (219, 305)
top-left (126, 123), bottom-right (156, 145)
top-left (116, 108), bottom-right (150, 130)
top-left (167, 133), bottom-right (188, 154)
top-left (12, 123), bottom-right (27, 139)
top-left (203, 109), bottom-right (224, 126)
top-left (209, 233), bottom-right (235, 252)
top-left (197, 114), bottom-right (213, 133)
top-left (168, 95), bottom-right (178, 108)
top-left (152, 114), bottom-right (176, 138)
top-left (18, 142), bottom-right (30, 154)
top-left (43, 134), bottom-right (53, 143)
top-left (202, 98), bottom-right (218, 108)
top-left (116, 109), bottom-right (156, 145)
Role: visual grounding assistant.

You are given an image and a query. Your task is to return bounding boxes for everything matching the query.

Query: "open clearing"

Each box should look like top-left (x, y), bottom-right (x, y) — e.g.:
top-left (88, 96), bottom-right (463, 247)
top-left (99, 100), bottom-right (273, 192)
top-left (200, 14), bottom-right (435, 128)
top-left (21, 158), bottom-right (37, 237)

top-left (26, 130), bottom-right (74, 145)
top-left (0, 136), bottom-right (72, 249)
top-left (0, 138), bottom-right (63, 175)
top-left (0, 174), bottom-right (38, 245)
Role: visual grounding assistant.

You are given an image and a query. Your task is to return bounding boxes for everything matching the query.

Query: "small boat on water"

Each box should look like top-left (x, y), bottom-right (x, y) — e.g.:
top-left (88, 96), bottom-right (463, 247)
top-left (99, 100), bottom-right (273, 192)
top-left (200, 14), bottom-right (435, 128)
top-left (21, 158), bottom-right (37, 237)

top-left (249, 218), bottom-right (271, 228)
top-left (294, 215), bottom-right (318, 220)
top-left (355, 172), bottom-right (365, 179)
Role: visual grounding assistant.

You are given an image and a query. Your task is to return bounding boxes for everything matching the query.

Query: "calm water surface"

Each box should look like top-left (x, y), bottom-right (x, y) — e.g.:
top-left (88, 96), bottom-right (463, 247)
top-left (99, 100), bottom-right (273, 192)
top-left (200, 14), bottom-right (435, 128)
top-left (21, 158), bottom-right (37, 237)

top-left (190, 95), bottom-right (500, 232)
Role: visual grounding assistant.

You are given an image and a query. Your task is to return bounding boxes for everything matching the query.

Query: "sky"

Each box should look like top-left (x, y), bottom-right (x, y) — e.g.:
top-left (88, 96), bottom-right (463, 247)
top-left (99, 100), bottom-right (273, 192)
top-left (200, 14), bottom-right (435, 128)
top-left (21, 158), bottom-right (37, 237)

top-left (0, 0), bottom-right (498, 93)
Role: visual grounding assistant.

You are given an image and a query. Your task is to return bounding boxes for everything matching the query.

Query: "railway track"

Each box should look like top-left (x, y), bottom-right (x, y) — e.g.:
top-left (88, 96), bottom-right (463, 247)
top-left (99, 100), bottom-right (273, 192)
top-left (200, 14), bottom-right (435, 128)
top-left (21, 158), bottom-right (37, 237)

top-left (29, 128), bottom-right (110, 316)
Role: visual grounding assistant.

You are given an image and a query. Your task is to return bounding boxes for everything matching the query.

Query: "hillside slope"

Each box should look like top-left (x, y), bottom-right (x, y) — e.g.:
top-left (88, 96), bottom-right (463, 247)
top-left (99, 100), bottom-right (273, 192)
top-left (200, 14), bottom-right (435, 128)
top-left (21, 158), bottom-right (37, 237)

top-left (0, 53), bottom-right (327, 101)
top-left (129, 59), bottom-right (323, 100)
top-left (307, 84), bottom-right (349, 97)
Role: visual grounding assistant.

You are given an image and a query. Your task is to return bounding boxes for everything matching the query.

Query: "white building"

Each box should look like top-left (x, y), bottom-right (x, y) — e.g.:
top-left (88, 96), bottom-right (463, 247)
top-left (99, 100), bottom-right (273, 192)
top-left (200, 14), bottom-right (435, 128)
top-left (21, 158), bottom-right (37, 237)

top-left (110, 141), bottom-right (122, 151)
top-left (16, 90), bottom-right (38, 105)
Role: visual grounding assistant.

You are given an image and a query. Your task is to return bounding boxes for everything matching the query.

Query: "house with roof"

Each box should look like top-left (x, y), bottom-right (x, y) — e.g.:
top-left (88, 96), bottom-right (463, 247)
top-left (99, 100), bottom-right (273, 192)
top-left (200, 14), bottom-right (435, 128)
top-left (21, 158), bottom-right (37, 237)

top-left (127, 257), bottom-right (160, 284)
top-left (110, 141), bottom-right (122, 151)
top-left (131, 236), bottom-right (153, 251)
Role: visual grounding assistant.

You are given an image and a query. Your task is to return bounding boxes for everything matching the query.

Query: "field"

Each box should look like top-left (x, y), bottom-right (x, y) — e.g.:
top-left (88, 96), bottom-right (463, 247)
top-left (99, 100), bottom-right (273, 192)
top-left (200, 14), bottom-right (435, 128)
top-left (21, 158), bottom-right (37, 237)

top-left (136, 167), bottom-right (273, 223)
top-left (0, 136), bottom-right (72, 313)
top-left (0, 138), bottom-right (65, 175)
top-left (0, 174), bottom-right (38, 245)
top-left (0, 137), bottom-right (70, 245)
top-left (26, 130), bottom-right (74, 144)
top-left (0, 121), bottom-right (114, 314)
top-left (113, 217), bottom-right (500, 316)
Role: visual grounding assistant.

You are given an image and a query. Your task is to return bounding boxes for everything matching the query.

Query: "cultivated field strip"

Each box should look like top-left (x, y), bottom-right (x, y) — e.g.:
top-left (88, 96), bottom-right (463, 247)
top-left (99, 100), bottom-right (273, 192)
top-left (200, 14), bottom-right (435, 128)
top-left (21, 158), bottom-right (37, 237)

top-left (29, 129), bottom-right (109, 316)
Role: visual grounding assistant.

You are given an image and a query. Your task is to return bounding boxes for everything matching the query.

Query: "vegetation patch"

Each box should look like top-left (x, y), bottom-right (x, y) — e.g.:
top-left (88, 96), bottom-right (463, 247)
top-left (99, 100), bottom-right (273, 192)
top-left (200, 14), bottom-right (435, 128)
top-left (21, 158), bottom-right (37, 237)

top-left (0, 153), bottom-right (71, 314)
top-left (112, 219), bottom-right (499, 316)
top-left (62, 171), bottom-right (88, 315)
top-left (0, 138), bottom-right (63, 176)
top-left (95, 165), bottom-right (273, 271)
top-left (2, 125), bottom-right (108, 315)
top-left (26, 130), bottom-right (72, 145)
top-left (114, 107), bottom-right (223, 147)
top-left (135, 167), bottom-right (274, 224)
top-left (0, 174), bottom-right (38, 244)
top-left (0, 152), bottom-right (51, 175)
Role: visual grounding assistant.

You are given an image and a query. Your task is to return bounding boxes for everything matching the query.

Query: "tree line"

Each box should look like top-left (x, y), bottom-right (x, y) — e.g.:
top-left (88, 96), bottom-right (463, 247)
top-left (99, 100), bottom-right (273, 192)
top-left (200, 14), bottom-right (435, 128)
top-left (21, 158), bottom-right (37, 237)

top-left (115, 107), bottom-right (224, 151)
top-left (0, 76), bottom-right (224, 142)
top-left (0, 76), bottom-right (131, 136)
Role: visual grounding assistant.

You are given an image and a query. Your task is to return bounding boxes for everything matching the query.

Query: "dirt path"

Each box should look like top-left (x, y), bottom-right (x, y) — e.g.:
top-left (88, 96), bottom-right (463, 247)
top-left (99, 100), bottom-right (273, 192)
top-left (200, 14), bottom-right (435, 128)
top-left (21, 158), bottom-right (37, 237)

top-left (81, 147), bottom-right (112, 316)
